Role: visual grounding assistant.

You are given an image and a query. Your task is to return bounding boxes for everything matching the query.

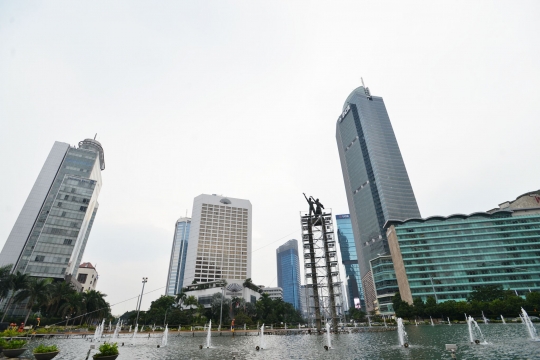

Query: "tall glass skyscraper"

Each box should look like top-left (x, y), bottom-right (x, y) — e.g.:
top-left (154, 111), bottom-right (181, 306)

top-left (276, 239), bottom-right (301, 311)
top-left (336, 84), bottom-right (420, 312)
top-left (0, 139), bottom-right (105, 280)
top-left (335, 214), bottom-right (364, 311)
top-left (166, 217), bottom-right (191, 296)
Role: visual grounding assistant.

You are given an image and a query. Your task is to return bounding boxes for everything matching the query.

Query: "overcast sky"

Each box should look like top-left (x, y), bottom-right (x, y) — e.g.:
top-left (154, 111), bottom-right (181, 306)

top-left (1, 1), bottom-right (539, 316)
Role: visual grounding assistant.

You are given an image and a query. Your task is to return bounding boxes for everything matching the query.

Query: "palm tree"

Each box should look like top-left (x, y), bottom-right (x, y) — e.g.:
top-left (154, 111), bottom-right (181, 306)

top-left (82, 290), bottom-right (109, 325)
top-left (184, 295), bottom-right (198, 322)
top-left (0, 264), bottom-right (14, 302)
top-left (14, 277), bottom-right (53, 324)
top-left (47, 281), bottom-right (76, 317)
top-left (1, 271), bottom-right (29, 322)
top-left (175, 292), bottom-right (187, 308)
top-left (58, 292), bottom-right (83, 326)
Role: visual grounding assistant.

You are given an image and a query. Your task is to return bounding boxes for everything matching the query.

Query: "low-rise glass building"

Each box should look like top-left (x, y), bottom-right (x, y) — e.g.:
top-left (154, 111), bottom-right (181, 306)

top-left (369, 255), bottom-right (397, 314)
top-left (386, 190), bottom-right (540, 304)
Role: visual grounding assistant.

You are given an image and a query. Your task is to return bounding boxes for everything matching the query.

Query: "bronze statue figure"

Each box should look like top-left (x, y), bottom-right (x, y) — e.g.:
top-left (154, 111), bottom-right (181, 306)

top-left (303, 193), bottom-right (316, 217)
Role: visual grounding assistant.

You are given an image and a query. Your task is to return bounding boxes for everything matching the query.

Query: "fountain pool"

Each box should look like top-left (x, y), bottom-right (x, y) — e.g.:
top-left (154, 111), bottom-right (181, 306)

top-left (13, 323), bottom-right (540, 359)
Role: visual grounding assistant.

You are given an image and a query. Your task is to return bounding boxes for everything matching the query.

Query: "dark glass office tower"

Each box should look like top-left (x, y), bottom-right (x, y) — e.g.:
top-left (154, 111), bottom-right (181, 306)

top-left (336, 84), bottom-right (420, 312)
top-left (335, 214), bottom-right (364, 311)
top-left (276, 239), bottom-right (301, 311)
top-left (166, 217), bottom-right (191, 296)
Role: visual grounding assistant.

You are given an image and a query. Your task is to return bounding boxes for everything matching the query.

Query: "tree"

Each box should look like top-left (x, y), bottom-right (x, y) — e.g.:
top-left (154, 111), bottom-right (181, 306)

top-left (348, 307), bottom-right (366, 322)
top-left (14, 277), bottom-right (53, 324)
top-left (58, 291), bottom-right (84, 326)
top-left (467, 285), bottom-right (508, 302)
top-left (0, 264), bottom-right (13, 302)
top-left (526, 291), bottom-right (540, 312)
top-left (412, 297), bottom-right (425, 320)
top-left (210, 292), bottom-right (230, 324)
top-left (47, 281), bottom-right (76, 317)
top-left (184, 295), bottom-right (198, 322)
top-left (1, 271), bottom-right (29, 322)
top-left (83, 290), bottom-right (110, 324)
top-left (424, 296), bottom-right (438, 317)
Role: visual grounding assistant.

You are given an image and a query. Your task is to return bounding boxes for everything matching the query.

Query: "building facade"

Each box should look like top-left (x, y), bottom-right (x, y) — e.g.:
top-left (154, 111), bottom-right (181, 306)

top-left (335, 214), bottom-right (364, 311)
top-left (386, 190), bottom-right (540, 304)
top-left (261, 286), bottom-right (283, 300)
top-left (165, 217), bottom-right (191, 296)
top-left (0, 139), bottom-right (105, 280)
top-left (77, 262), bottom-right (99, 292)
top-left (276, 239), bottom-right (302, 311)
top-left (335, 84), bottom-right (420, 312)
top-left (369, 255), bottom-right (397, 314)
top-left (183, 194), bottom-right (251, 291)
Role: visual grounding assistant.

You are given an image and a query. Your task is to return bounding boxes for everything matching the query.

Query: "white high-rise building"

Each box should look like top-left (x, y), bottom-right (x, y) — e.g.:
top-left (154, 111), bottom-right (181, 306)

top-left (183, 194), bottom-right (252, 288)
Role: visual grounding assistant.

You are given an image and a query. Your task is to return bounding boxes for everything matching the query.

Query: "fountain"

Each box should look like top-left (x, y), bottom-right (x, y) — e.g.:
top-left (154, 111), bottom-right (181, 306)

top-left (152, 323), bottom-right (156, 331)
top-left (93, 319), bottom-right (105, 342)
top-left (244, 324), bottom-right (246, 331)
top-left (161, 325), bottom-right (168, 347)
top-left (132, 323), bottom-right (138, 342)
top-left (430, 316), bottom-right (434, 326)
top-left (285, 323), bottom-right (287, 330)
top-left (500, 315), bottom-right (506, 324)
top-left (415, 319), bottom-right (418, 326)
top-left (482, 311), bottom-right (489, 324)
top-left (466, 316), bottom-right (487, 344)
top-left (108, 321), bottom-right (112, 332)
top-left (519, 308), bottom-right (539, 340)
top-left (259, 324), bottom-right (266, 350)
top-left (368, 316), bottom-right (372, 327)
top-left (383, 315), bottom-right (387, 328)
top-left (325, 322), bottom-right (332, 349)
top-left (447, 317), bottom-right (451, 326)
top-left (397, 318), bottom-right (408, 347)
top-left (129, 325), bottom-right (132, 332)
top-left (206, 320), bottom-right (212, 348)
top-left (141, 325), bottom-right (144, 332)
top-left (112, 320), bottom-right (122, 340)
top-left (203, 323), bottom-right (206, 332)
top-left (298, 323), bottom-right (301, 330)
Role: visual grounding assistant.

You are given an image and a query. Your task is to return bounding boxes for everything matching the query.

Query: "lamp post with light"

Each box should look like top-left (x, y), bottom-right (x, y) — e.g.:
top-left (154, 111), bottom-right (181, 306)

top-left (135, 277), bottom-right (148, 326)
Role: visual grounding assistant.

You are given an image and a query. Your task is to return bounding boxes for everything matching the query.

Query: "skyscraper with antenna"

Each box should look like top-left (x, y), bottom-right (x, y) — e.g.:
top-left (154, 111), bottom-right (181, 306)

top-left (336, 81), bottom-right (420, 312)
top-left (0, 138), bottom-right (105, 281)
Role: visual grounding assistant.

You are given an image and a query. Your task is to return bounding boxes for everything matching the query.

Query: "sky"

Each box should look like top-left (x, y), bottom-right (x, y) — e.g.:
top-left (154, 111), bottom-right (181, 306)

top-left (1, 1), bottom-right (539, 316)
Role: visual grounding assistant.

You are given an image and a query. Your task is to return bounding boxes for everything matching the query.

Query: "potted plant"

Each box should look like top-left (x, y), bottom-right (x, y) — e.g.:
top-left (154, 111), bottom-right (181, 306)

top-left (93, 342), bottom-right (119, 360)
top-left (0, 338), bottom-right (7, 352)
top-left (33, 344), bottom-right (60, 360)
top-left (2, 339), bottom-right (28, 358)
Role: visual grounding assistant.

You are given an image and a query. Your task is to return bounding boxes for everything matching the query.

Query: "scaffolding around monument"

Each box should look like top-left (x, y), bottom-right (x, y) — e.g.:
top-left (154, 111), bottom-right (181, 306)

top-left (300, 209), bottom-right (343, 331)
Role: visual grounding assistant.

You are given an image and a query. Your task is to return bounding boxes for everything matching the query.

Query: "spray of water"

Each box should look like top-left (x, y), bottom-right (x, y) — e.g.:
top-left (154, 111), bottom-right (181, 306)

top-left (259, 324), bottom-right (266, 349)
top-left (206, 320), bottom-right (212, 348)
top-left (500, 315), bottom-right (506, 324)
top-left (161, 325), bottom-right (168, 347)
top-left (397, 318), bottom-right (408, 347)
top-left (520, 308), bottom-right (539, 340)
top-left (325, 322), bottom-right (332, 349)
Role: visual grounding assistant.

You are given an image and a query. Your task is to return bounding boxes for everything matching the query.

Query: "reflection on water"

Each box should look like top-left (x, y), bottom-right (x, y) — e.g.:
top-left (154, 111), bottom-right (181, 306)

top-left (18, 324), bottom-right (540, 359)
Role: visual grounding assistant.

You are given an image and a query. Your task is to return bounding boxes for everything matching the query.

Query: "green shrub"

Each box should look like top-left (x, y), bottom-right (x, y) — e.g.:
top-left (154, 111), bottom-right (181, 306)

top-left (3, 340), bottom-right (27, 349)
top-left (33, 344), bottom-right (59, 353)
top-left (94, 342), bottom-right (119, 357)
top-left (0, 338), bottom-right (7, 348)
top-left (1, 329), bottom-right (21, 337)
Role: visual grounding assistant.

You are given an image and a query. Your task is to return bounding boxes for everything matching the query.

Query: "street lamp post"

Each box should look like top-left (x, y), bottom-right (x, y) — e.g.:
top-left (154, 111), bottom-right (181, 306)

top-left (135, 277), bottom-right (148, 326)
